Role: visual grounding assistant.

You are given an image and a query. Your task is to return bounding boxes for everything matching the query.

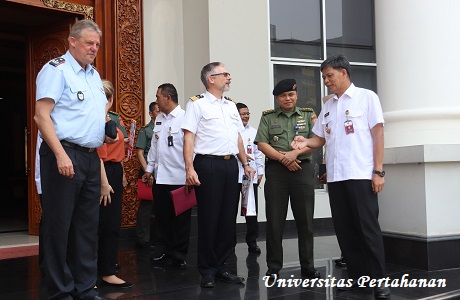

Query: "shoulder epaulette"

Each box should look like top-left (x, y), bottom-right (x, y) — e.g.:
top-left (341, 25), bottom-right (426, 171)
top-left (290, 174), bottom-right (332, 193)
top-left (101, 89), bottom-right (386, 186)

top-left (224, 96), bottom-right (237, 104)
top-left (189, 94), bottom-right (204, 101)
top-left (49, 57), bottom-right (65, 67)
top-left (262, 109), bottom-right (276, 115)
top-left (108, 110), bottom-right (119, 116)
top-left (301, 108), bottom-right (314, 112)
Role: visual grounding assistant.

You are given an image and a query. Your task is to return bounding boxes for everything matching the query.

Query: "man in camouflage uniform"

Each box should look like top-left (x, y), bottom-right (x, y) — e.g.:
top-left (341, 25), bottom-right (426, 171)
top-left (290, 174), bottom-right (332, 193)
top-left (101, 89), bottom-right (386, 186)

top-left (254, 78), bottom-right (321, 280)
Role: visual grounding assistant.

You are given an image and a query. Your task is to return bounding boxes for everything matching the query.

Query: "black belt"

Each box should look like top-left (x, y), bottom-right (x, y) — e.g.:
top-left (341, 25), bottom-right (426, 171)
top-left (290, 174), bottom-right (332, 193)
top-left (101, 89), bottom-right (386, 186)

top-left (61, 140), bottom-right (96, 153)
top-left (198, 154), bottom-right (235, 160)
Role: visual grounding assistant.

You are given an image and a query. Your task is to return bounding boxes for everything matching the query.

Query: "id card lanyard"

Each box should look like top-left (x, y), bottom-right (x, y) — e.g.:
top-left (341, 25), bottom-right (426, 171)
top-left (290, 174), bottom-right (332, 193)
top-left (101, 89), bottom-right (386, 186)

top-left (168, 126), bottom-right (174, 146)
top-left (344, 109), bottom-right (354, 135)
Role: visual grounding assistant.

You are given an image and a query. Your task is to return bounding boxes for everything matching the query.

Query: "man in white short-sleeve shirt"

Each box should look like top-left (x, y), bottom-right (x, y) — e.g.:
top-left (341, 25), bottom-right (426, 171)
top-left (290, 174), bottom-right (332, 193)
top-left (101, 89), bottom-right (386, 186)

top-left (290, 54), bottom-right (390, 299)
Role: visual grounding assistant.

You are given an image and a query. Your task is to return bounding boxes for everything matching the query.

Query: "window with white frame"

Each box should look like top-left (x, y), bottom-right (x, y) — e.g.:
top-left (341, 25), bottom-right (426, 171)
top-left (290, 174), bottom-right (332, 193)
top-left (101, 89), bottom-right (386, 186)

top-left (270, 0), bottom-right (377, 188)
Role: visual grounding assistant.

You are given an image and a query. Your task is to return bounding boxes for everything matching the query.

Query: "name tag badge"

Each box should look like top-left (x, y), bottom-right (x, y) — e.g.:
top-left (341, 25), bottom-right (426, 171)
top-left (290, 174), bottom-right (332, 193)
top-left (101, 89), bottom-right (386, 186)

top-left (344, 120), bottom-right (354, 135)
top-left (246, 144), bottom-right (253, 154)
top-left (77, 91), bottom-right (84, 101)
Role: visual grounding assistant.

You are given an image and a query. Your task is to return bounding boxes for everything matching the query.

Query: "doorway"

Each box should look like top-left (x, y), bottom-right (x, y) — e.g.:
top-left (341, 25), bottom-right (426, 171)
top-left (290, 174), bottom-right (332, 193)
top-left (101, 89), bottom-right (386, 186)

top-left (0, 2), bottom-right (77, 234)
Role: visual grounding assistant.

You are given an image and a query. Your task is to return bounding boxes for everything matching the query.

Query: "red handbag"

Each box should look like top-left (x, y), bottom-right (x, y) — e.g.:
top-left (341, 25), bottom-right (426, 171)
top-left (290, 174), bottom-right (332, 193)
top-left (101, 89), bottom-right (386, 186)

top-left (137, 179), bottom-right (153, 201)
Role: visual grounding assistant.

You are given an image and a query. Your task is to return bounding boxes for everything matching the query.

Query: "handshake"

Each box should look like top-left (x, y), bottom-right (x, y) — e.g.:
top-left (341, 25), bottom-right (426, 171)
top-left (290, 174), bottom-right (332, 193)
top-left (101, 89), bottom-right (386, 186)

top-left (290, 136), bottom-right (309, 150)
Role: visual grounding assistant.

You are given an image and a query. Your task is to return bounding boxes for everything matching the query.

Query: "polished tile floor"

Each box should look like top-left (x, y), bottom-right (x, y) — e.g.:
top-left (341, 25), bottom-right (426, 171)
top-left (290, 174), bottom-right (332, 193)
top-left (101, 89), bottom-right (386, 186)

top-left (1, 229), bottom-right (460, 300)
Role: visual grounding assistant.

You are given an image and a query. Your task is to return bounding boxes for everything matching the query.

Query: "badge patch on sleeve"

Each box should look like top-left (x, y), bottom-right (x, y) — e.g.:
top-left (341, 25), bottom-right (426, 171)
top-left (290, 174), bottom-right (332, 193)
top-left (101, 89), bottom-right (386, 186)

top-left (49, 57), bottom-right (66, 67)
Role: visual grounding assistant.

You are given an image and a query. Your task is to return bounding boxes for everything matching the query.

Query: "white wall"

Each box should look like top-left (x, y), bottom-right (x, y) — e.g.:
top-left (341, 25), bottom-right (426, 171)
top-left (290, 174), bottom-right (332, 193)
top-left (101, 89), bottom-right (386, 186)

top-left (376, 0), bottom-right (460, 148)
top-left (143, 0), bottom-right (185, 108)
top-left (376, 1), bottom-right (460, 240)
top-left (143, 0), bottom-right (332, 223)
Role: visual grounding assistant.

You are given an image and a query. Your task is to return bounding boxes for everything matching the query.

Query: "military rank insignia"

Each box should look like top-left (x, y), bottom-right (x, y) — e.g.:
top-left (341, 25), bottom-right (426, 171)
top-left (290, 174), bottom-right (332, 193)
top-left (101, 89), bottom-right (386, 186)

top-left (189, 95), bottom-right (204, 101)
top-left (49, 57), bottom-right (65, 67)
top-left (224, 96), bottom-right (237, 104)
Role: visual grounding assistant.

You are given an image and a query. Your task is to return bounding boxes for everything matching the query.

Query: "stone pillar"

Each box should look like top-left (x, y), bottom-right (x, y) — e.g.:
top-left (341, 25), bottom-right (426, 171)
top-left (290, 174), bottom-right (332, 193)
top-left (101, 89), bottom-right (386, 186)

top-left (375, 0), bottom-right (460, 270)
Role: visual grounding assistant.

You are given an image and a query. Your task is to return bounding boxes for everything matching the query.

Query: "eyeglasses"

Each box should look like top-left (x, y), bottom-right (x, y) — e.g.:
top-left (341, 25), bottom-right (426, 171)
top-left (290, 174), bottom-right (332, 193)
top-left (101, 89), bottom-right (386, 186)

top-left (210, 72), bottom-right (231, 78)
top-left (239, 112), bottom-right (250, 116)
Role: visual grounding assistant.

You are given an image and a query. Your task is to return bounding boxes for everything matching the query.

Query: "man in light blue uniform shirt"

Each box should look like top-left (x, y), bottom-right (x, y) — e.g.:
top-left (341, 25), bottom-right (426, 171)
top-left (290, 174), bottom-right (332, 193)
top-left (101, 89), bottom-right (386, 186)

top-left (34, 19), bottom-right (109, 300)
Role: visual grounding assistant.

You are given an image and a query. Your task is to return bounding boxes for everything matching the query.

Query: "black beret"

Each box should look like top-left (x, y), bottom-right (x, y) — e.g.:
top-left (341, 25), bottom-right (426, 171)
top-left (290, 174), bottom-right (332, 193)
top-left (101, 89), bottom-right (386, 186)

top-left (273, 79), bottom-right (297, 96)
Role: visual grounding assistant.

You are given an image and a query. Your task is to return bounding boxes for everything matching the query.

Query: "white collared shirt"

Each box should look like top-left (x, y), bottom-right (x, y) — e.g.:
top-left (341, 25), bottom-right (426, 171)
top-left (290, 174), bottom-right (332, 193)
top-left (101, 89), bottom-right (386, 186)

top-left (237, 125), bottom-right (265, 183)
top-left (312, 83), bottom-right (384, 182)
top-left (146, 105), bottom-right (186, 185)
top-left (181, 91), bottom-right (244, 155)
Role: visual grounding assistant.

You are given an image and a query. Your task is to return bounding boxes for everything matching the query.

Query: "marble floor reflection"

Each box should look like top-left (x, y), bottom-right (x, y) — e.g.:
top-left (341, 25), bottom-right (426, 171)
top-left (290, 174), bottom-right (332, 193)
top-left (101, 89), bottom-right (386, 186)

top-left (1, 230), bottom-right (460, 299)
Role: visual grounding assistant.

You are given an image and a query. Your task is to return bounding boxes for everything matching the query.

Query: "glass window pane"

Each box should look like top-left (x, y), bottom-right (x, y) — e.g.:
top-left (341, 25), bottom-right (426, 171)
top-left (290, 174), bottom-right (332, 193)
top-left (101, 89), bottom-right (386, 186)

top-left (273, 64), bottom-right (324, 188)
top-left (350, 66), bottom-right (377, 93)
top-left (270, 0), bottom-right (322, 60)
top-left (324, 65), bottom-right (376, 94)
top-left (326, 0), bottom-right (375, 62)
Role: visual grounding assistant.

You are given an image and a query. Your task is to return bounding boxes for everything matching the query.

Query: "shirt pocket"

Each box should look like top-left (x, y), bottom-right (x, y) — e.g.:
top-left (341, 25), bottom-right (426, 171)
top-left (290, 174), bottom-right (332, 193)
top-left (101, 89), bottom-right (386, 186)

top-left (69, 86), bottom-right (87, 102)
top-left (296, 122), bottom-right (309, 137)
top-left (268, 126), bottom-right (283, 142)
top-left (347, 109), bottom-right (367, 129)
top-left (201, 111), bottom-right (221, 133)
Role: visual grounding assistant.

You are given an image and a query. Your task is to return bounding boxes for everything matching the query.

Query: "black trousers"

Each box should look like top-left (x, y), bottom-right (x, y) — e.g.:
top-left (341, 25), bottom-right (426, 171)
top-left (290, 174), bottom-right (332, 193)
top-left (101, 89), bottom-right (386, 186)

top-left (328, 180), bottom-right (386, 280)
top-left (40, 142), bottom-right (100, 300)
top-left (194, 154), bottom-right (239, 276)
top-left (152, 183), bottom-right (192, 260)
top-left (237, 183), bottom-right (259, 246)
top-left (264, 160), bottom-right (315, 270)
top-left (98, 161), bottom-right (123, 276)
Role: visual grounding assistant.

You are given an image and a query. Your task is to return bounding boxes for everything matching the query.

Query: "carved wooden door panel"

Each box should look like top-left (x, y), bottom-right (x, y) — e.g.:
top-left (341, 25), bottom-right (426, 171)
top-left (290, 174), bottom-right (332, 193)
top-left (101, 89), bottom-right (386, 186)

top-left (26, 19), bottom-right (75, 235)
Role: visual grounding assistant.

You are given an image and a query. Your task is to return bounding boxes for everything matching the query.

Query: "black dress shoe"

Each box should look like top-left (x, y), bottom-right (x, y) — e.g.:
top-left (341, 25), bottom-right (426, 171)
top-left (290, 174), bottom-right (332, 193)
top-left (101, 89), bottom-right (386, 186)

top-left (92, 295), bottom-right (110, 300)
top-left (172, 259), bottom-right (187, 269)
top-left (99, 279), bottom-right (133, 289)
top-left (200, 274), bottom-right (215, 288)
top-left (248, 244), bottom-right (261, 254)
top-left (265, 268), bottom-right (279, 278)
top-left (215, 271), bottom-right (245, 284)
top-left (151, 253), bottom-right (169, 262)
top-left (374, 286), bottom-right (391, 299)
top-left (334, 257), bottom-right (347, 268)
top-left (136, 241), bottom-right (150, 249)
top-left (301, 267), bottom-right (321, 279)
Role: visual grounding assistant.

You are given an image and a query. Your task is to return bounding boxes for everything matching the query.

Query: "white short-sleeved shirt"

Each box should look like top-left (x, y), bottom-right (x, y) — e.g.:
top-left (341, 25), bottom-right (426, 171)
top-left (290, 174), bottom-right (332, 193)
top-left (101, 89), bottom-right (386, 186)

top-left (146, 105), bottom-right (186, 185)
top-left (35, 133), bottom-right (43, 194)
top-left (36, 51), bottom-right (107, 148)
top-left (181, 91), bottom-right (244, 155)
top-left (312, 83), bottom-right (384, 182)
top-left (238, 125), bottom-right (264, 183)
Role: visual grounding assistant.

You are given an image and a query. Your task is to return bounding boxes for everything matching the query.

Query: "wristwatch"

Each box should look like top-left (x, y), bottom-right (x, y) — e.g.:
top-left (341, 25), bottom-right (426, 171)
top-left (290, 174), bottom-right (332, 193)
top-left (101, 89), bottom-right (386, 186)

top-left (243, 162), bottom-right (250, 166)
top-left (372, 170), bottom-right (385, 177)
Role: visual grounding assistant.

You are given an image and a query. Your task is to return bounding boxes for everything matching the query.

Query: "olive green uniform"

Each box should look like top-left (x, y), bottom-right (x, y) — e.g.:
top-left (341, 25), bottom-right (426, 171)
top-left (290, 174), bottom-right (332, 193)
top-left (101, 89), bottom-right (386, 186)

top-left (135, 120), bottom-right (156, 245)
top-left (254, 106), bottom-right (317, 271)
top-left (107, 110), bottom-right (128, 138)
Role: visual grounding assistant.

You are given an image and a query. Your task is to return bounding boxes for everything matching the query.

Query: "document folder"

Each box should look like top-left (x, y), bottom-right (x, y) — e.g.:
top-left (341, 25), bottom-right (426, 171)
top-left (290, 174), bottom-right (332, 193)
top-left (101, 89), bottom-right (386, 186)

top-left (170, 186), bottom-right (197, 216)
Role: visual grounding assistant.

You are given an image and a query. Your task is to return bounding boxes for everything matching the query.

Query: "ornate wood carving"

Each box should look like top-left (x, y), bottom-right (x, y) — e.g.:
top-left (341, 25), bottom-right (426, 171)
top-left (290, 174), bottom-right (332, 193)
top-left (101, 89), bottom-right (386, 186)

top-left (116, 0), bottom-right (144, 227)
top-left (41, 0), bottom-right (94, 20)
top-left (23, 0), bottom-right (144, 232)
top-left (28, 24), bottom-right (71, 234)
